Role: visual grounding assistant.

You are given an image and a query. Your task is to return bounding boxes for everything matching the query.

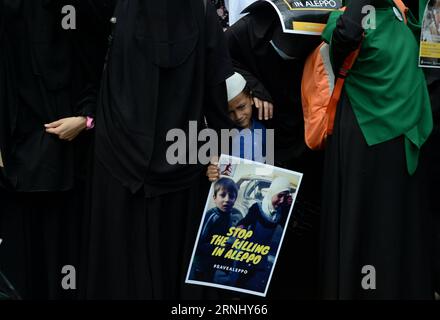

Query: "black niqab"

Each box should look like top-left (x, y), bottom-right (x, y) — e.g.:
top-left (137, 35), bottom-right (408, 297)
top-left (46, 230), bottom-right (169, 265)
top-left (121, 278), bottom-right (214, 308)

top-left (95, 0), bottom-right (234, 196)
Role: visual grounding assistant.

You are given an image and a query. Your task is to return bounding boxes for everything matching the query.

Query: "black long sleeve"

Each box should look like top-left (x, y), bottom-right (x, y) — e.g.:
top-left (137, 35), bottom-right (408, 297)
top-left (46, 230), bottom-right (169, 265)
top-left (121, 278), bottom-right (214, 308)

top-left (331, 0), bottom-right (371, 74)
top-left (225, 21), bottom-right (274, 103)
top-left (72, 0), bottom-right (116, 117)
top-left (204, 2), bottom-right (235, 131)
top-left (204, 82), bottom-right (235, 131)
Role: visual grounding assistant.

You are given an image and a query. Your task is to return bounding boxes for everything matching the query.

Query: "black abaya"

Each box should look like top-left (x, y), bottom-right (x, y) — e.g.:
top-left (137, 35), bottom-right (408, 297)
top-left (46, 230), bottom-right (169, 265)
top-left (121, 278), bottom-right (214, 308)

top-left (83, 0), bottom-right (234, 299)
top-left (84, 160), bottom-right (219, 299)
top-left (0, 190), bottom-right (84, 299)
top-left (424, 73), bottom-right (440, 294)
top-left (94, 0), bottom-right (234, 196)
top-left (318, 1), bottom-right (434, 299)
top-left (0, 0), bottom-right (109, 299)
top-left (320, 92), bottom-right (433, 299)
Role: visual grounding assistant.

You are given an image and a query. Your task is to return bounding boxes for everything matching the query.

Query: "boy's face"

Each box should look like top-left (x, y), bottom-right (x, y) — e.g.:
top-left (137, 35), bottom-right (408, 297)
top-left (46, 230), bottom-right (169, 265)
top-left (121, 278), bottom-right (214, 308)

top-left (228, 92), bottom-right (253, 129)
top-left (214, 188), bottom-right (237, 213)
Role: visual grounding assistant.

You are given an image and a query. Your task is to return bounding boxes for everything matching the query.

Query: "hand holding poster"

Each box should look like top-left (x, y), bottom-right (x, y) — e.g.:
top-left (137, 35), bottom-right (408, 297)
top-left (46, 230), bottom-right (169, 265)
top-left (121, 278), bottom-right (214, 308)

top-left (244, 0), bottom-right (342, 35)
top-left (186, 155), bottom-right (303, 297)
top-left (420, 0), bottom-right (440, 68)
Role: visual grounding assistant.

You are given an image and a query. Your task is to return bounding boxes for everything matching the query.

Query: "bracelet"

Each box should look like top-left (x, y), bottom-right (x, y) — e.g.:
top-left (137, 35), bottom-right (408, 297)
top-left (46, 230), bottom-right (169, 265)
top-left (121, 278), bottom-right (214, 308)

top-left (86, 116), bottom-right (95, 130)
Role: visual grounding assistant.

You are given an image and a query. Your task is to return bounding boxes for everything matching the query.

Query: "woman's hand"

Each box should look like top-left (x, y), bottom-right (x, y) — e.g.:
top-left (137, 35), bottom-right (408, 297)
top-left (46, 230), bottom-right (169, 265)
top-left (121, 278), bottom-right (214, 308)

top-left (253, 97), bottom-right (273, 121)
top-left (45, 117), bottom-right (87, 141)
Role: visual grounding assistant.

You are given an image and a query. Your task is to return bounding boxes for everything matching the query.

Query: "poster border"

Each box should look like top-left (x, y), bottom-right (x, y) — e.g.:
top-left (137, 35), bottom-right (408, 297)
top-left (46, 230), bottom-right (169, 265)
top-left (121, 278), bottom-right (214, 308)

top-left (419, 0), bottom-right (440, 69)
top-left (265, 0), bottom-right (340, 35)
top-left (185, 154), bottom-right (304, 297)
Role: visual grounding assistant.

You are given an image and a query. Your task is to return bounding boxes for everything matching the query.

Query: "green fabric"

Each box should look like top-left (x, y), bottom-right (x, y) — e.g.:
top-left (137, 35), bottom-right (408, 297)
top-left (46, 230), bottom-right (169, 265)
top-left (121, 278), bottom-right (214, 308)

top-left (322, 3), bottom-right (433, 175)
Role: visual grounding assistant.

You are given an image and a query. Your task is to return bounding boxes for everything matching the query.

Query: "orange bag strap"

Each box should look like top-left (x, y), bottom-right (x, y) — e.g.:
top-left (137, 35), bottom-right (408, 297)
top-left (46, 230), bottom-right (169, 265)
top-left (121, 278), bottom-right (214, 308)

top-left (326, 48), bottom-right (360, 135)
top-left (393, 0), bottom-right (408, 24)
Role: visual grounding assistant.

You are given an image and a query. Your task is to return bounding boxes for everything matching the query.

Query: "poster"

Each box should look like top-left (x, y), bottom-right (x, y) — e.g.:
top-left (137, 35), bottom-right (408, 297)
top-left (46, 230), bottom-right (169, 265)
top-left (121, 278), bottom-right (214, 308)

top-left (244, 0), bottom-right (342, 35)
top-left (420, 0), bottom-right (440, 68)
top-left (186, 155), bottom-right (303, 297)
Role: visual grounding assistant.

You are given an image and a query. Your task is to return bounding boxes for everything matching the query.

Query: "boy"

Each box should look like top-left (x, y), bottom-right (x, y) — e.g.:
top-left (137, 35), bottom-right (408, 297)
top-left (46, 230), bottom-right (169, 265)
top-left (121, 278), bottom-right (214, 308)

top-left (193, 177), bottom-right (242, 284)
top-left (207, 72), bottom-right (267, 181)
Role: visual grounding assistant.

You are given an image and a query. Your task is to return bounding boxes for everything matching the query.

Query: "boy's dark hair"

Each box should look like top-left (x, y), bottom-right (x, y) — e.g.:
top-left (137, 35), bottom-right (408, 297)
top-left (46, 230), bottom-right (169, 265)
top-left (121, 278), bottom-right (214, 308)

top-left (213, 177), bottom-right (238, 198)
top-left (243, 85), bottom-right (252, 99)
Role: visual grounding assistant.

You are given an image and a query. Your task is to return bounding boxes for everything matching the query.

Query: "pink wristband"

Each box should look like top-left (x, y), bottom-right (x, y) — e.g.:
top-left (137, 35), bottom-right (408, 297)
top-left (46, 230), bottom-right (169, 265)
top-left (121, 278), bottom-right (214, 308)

top-left (86, 116), bottom-right (95, 130)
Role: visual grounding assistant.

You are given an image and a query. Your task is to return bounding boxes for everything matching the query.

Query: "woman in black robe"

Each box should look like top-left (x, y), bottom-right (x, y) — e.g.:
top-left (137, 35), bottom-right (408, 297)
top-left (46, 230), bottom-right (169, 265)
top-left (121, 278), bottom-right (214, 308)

top-left (82, 0), bottom-right (235, 299)
top-left (423, 69), bottom-right (440, 295)
top-left (0, 0), bottom-right (109, 299)
top-left (418, 1), bottom-right (440, 295)
top-left (319, 0), bottom-right (434, 299)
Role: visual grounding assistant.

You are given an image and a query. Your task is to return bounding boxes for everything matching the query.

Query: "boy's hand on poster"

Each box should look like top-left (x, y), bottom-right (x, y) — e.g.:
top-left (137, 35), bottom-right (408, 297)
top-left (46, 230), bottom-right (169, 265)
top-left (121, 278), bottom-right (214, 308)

top-left (45, 117), bottom-right (87, 141)
top-left (253, 97), bottom-right (273, 121)
top-left (207, 157), bottom-right (220, 182)
top-left (207, 164), bottom-right (220, 182)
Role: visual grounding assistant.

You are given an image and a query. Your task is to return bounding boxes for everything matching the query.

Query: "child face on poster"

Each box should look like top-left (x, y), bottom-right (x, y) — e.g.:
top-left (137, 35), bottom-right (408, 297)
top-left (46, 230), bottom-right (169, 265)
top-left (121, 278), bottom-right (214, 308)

top-left (213, 178), bottom-right (238, 213)
top-left (214, 188), bottom-right (236, 213)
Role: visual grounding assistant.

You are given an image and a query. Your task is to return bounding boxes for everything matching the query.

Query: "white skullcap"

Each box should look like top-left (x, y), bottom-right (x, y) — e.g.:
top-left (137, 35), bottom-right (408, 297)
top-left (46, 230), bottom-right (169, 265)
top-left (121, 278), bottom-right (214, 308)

top-left (226, 72), bottom-right (247, 102)
top-left (267, 176), bottom-right (291, 199)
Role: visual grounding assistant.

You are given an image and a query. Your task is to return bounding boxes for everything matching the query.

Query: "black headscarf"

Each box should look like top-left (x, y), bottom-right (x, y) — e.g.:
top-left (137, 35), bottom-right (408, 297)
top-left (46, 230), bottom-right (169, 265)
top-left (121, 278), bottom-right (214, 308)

top-left (95, 0), bottom-right (234, 195)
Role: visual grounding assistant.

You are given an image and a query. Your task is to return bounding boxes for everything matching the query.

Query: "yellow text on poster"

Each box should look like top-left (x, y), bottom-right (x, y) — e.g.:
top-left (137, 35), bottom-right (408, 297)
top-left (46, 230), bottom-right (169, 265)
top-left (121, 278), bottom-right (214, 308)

top-left (420, 42), bottom-right (440, 59)
top-left (292, 21), bottom-right (325, 33)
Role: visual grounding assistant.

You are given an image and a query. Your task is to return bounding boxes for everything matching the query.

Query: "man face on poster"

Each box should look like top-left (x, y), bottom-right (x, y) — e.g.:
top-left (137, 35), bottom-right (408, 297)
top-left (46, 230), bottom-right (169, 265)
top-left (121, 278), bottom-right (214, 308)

top-left (261, 177), bottom-right (293, 224)
top-left (271, 190), bottom-right (292, 211)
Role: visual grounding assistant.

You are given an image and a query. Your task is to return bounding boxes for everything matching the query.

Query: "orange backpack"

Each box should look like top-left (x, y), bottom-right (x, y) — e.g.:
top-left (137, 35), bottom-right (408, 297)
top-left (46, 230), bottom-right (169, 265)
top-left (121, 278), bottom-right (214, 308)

top-left (301, 0), bottom-right (408, 150)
